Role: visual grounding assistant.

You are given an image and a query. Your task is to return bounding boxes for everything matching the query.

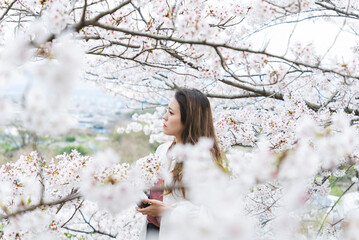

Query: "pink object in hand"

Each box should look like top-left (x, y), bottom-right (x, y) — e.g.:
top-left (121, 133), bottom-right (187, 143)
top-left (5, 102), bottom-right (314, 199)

top-left (147, 179), bottom-right (163, 227)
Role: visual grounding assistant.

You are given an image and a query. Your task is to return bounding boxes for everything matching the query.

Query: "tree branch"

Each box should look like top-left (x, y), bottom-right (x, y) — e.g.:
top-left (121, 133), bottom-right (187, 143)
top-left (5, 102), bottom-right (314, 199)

top-left (79, 0), bottom-right (88, 25)
top-left (75, 0), bottom-right (132, 31)
top-left (61, 200), bottom-right (85, 228)
top-left (0, 192), bottom-right (81, 221)
top-left (315, 1), bottom-right (359, 19)
top-left (207, 93), bottom-right (262, 99)
top-left (317, 180), bottom-right (356, 236)
top-left (88, 21), bottom-right (359, 81)
top-left (0, 0), bottom-right (18, 21)
top-left (63, 209), bottom-right (117, 238)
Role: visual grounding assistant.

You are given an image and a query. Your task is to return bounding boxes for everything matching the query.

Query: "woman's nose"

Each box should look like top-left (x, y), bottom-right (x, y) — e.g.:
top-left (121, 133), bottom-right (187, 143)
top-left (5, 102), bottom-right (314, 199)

top-left (163, 112), bottom-right (168, 120)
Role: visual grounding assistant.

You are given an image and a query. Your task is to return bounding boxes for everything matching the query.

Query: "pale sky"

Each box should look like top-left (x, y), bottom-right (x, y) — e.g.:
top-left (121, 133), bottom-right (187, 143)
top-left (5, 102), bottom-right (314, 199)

top-left (249, 18), bottom-right (356, 61)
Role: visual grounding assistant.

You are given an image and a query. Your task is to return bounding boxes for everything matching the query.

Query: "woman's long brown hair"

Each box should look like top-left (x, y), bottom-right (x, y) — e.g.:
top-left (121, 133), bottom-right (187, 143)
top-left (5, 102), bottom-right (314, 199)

top-left (167, 88), bottom-right (224, 198)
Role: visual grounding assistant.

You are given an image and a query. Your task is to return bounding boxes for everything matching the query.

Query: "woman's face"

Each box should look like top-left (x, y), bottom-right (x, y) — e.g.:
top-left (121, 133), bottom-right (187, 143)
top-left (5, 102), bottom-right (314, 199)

top-left (163, 98), bottom-right (184, 142)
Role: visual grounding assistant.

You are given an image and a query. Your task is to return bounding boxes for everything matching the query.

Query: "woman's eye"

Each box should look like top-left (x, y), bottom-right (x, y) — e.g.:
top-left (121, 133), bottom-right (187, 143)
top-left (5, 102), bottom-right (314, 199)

top-left (169, 111), bottom-right (173, 115)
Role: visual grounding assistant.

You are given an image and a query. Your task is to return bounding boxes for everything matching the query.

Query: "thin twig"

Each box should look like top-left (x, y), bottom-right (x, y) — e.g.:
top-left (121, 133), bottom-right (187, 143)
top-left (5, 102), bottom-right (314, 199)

top-left (0, 0), bottom-right (18, 21)
top-left (317, 181), bottom-right (356, 236)
top-left (61, 200), bottom-right (85, 228)
top-left (0, 192), bottom-right (82, 221)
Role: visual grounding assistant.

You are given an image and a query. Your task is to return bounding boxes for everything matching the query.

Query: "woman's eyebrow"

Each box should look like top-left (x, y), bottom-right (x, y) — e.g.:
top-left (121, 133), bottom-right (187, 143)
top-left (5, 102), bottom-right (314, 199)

top-left (168, 106), bottom-right (174, 111)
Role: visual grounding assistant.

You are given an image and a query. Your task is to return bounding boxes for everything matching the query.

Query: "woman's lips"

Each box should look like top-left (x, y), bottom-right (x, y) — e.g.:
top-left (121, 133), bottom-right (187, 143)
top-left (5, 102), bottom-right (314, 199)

top-left (163, 124), bottom-right (167, 127)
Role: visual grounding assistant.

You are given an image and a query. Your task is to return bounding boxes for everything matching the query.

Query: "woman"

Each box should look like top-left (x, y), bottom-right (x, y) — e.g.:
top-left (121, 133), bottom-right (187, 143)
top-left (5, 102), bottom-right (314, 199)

top-left (136, 88), bottom-right (225, 239)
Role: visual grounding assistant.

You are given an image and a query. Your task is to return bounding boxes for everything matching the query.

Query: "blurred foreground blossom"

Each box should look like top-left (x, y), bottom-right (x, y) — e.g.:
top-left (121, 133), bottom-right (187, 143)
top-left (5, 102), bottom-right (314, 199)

top-left (343, 210), bottom-right (359, 240)
top-left (2, 0), bottom-right (359, 239)
top-left (80, 149), bottom-right (142, 214)
top-left (164, 138), bottom-right (256, 240)
top-left (135, 153), bottom-right (161, 188)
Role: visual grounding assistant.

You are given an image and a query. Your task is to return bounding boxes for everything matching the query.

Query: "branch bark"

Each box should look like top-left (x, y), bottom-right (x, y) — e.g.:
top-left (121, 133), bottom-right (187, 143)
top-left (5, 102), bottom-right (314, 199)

top-left (0, 192), bottom-right (81, 221)
top-left (316, 1), bottom-right (359, 19)
top-left (0, 0), bottom-right (18, 21)
top-left (87, 22), bottom-right (359, 81)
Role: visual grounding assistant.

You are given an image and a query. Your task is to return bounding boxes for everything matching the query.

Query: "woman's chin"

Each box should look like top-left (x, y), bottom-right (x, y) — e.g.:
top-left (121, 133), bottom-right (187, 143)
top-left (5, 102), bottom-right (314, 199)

top-left (163, 131), bottom-right (174, 137)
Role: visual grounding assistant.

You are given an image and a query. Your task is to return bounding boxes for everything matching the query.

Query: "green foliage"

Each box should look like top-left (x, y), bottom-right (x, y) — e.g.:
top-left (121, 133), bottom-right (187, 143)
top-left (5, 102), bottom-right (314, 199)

top-left (0, 143), bottom-right (18, 154)
top-left (327, 166), bottom-right (356, 197)
top-left (112, 130), bottom-right (144, 142)
top-left (330, 185), bottom-right (343, 197)
top-left (64, 232), bottom-right (86, 240)
top-left (57, 145), bottom-right (92, 156)
top-left (65, 136), bottom-right (76, 142)
top-left (124, 107), bottom-right (156, 118)
top-left (111, 130), bottom-right (159, 163)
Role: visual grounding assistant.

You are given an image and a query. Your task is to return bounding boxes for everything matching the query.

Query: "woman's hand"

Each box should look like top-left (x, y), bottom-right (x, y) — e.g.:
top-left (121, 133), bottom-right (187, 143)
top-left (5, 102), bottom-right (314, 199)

top-left (136, 199), bottom-right (172, 217)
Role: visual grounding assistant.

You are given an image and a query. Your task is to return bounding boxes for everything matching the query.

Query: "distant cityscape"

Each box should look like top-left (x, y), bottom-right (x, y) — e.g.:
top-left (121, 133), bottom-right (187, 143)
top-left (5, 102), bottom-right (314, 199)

top-left (2, 79), bottom-right (129, 133)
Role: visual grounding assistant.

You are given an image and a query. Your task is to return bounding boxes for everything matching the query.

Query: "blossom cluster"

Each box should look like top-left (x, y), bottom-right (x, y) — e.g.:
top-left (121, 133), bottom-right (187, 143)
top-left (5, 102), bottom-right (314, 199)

top-left (0, 150), bottom-right (90, 238)
top-left (1, 0), bottom-right (359, 239)
top-left (0, 115), bottom-right (359, 239)
top-left (135, 153), bottom-right (161, 189)
top-left (0, 148), bottom-right (163, 239)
